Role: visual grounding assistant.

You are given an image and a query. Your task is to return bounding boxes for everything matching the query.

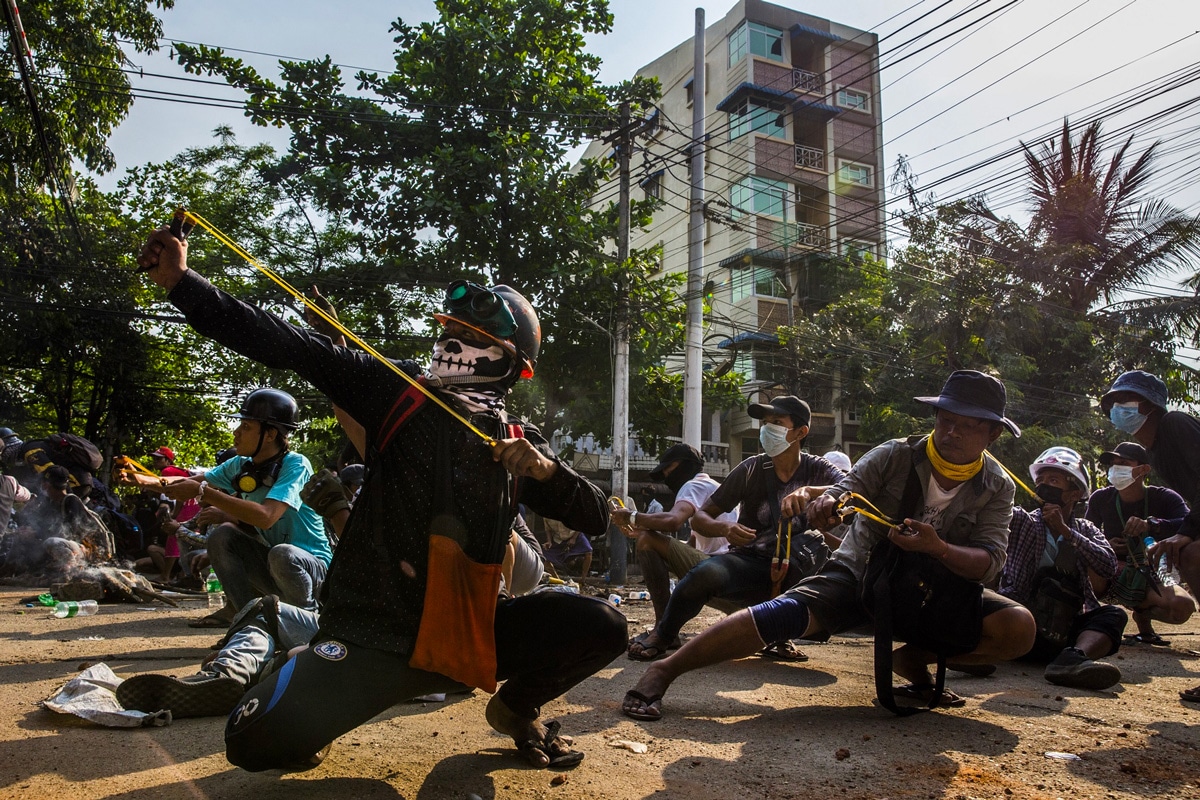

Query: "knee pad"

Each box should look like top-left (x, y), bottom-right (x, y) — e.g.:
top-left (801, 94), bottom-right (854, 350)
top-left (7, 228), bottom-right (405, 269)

top-left (749, 595), bottom-right (810, 645)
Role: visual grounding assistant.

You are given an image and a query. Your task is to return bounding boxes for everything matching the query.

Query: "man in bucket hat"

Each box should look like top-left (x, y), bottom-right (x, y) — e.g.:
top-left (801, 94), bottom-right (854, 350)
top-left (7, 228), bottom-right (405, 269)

top-left (621, 371), bottom-right (1036, 720)
top-left (1100, 370), bottom-right (1200, 703)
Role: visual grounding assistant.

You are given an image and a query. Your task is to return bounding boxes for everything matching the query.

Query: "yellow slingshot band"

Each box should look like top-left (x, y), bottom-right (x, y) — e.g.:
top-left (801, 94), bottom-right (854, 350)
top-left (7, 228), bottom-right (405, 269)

top-left (178, 209), bottom-right (497, 447)
top-left (836, 491), bottom-right (900, 528)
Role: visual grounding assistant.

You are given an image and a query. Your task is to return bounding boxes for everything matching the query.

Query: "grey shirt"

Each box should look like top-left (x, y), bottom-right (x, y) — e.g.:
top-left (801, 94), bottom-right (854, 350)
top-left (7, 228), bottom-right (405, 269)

top-left (824, 434), bottom-right (1015, 585)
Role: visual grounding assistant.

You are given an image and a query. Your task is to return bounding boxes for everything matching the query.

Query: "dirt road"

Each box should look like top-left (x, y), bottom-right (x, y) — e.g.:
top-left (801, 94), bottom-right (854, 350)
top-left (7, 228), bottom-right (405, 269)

top-left (2, 585), bottom-right (1198, 799)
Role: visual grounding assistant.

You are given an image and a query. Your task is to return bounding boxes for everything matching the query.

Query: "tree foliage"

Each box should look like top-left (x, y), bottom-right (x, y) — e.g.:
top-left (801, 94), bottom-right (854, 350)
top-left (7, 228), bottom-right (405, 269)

top-left (0, 0), bottom-right (173, 184)
top-left (168, 0), bottom-right (726, 445)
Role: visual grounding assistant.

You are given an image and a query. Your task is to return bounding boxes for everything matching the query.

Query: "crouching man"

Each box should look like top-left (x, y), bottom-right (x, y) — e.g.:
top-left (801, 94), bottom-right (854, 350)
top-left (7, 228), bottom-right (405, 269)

top-left (137, 226), bottom-right (624, 771)
top-left (621, 371), bottom-right (1036, 720)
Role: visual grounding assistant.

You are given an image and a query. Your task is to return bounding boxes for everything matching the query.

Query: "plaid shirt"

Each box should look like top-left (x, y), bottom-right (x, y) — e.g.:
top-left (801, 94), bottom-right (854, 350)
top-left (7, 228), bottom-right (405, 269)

top-left (998, 506), bottom-right (1118, 613)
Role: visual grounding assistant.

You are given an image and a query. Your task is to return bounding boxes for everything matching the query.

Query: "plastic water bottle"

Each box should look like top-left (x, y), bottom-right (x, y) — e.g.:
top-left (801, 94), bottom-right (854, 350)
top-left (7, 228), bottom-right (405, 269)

top-left (205, 569), bottom-right (225, 608)
top-left (52, 600), bottom-right (98, 618)
top-left (628, 590), bottom-right (651, 601)
top-left (607, 593), bottom-right (623, 606)
top-left (1145, 537), bottom-right (1181, 587)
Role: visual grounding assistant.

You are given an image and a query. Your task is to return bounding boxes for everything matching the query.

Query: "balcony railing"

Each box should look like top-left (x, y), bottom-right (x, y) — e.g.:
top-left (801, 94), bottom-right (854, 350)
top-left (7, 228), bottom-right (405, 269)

top-left (555, 433), bottom-right (732, 479)
top-left (761, 219), bottom-right (828, 250)
top-left (794, 144), bottom-right (825, 170)
top-left (792, 68), bottom-right (823, 94)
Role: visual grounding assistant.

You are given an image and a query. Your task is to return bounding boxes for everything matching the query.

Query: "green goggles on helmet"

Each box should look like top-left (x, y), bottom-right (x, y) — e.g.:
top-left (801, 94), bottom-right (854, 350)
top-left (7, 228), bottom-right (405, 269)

top-left (444, 280), bottom-right (517, 339)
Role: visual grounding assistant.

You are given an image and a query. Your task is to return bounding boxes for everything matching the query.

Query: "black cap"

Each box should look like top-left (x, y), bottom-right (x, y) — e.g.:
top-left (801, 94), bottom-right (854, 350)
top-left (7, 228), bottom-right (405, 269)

top-left (747, 395), bottom-right (811, 427)
top-left (648, 443), bottom-right (703, 481)
top-left (1099, 441), bottom-right (1149, 466)
top-left (914, 370), bottom-right (1020, 437)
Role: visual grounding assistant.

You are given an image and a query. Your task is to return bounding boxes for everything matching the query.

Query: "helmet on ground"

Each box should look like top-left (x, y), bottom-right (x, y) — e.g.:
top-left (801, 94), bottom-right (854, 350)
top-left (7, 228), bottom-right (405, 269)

top-left (434, 280), bottom-right (541, 379)
top-left (231, 388), bottom-right (300, 434)
top-left (1029, 446), bottom-right (1090, 498)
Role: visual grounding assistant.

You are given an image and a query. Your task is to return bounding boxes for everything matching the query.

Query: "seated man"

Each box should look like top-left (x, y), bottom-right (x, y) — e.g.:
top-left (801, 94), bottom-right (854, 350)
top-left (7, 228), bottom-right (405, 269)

top-left (609, 444), bottom-right (735, 656)
top-left (1085, 441), bottom-right (1194, 644)
top-left (999, 447), bottom-right (1126, 691)
top-left (541, 518), bottom-right (592, 579)
top-left (160, 388), bottom-right (333, 622)
top-left (622, 371), bottom-right (1036, 720)
top-left (622, 396), bottom-right (844, 664)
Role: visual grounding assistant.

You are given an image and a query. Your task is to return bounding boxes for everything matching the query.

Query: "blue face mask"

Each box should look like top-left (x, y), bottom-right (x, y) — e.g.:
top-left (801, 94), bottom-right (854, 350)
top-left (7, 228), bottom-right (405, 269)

top-left (759, 422), bottom-right (792, 457)
top-left (1109, 402), bottom-right (1148, 435)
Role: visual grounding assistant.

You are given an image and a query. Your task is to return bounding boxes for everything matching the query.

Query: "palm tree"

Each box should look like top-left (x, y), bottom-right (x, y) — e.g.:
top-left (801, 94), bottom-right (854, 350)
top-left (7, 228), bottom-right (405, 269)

top-left (1000, 119), bottom-right (1200, 315)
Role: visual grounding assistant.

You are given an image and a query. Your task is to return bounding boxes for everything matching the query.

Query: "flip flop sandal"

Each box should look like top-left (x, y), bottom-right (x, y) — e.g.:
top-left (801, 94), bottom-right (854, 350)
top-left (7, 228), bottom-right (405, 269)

top-left (188, 611), bottom-right (233, 629)
top-left (893, 683), bottom-right (966, 708)
top-left (517, 720), bottom-right (585, 769)
top-left (1179, 686), bottom-right (1200, 704)
top-left (622, 689), bottom-right (663, 721)
top-left (627, 640), bottom-right (669, 661)
top-left (1125, 632), bottom-right (1171, 646)
top-left (759, 641), bottom-right (809, 662)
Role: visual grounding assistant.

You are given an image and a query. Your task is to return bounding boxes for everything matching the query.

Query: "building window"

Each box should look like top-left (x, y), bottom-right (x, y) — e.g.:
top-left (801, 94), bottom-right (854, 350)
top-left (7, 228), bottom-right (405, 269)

top-left (840, 239), bottom-right (874, 261)
top-left (640, 170), bottom-right (663, 200)
top-left (729, 21), bottom-right (784, 66)
top-left (731, 176), bottom-right (787, 219)
top-left (731, 266), bottom-right (789, 302)
top-left (729, 100), bottom-right (786, 141)
top-left (685, 76), bottom-right (694, 107)
top-left (837, 160), bottom-right (873, 188)
top-left (835, 87), bottom-right (871, 112)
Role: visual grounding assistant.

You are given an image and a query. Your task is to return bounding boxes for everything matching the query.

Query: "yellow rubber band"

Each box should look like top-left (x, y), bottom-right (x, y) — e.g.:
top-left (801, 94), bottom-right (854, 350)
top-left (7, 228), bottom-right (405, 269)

top-left (180, 210), bottom-right (497, 447)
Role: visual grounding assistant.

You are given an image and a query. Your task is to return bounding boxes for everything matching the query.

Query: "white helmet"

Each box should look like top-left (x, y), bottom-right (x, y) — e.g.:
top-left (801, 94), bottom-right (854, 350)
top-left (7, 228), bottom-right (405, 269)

top-left (1029, 446), bottom-right (1090, 498)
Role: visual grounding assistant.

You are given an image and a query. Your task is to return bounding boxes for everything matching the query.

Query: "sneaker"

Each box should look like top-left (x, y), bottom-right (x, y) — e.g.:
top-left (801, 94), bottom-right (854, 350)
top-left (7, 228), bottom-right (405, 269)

top-left (117, 672), bottom-right (244, 718)
top-left (1043, 647), bottom-right (1121, 691)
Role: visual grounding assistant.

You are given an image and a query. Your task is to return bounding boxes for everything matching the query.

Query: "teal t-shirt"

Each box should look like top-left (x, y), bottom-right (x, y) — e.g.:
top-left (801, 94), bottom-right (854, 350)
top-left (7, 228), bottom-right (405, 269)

top-left (205, 451), bottom-right (333, 566)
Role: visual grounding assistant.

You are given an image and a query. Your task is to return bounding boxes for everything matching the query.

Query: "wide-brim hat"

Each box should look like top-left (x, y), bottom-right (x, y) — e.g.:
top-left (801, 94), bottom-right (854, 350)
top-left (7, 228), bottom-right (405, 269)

top-left (1100, 370), bottom-right (1168, 413)
top-left (915, 370), bottom-right (1021, 437)
top-left (648, 443), bottom-right (703, 481)
top-left (1099, 441), bottom-right (1149, 466)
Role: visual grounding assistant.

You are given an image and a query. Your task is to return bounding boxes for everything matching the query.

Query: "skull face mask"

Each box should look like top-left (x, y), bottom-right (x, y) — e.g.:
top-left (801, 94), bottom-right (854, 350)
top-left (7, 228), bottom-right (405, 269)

top-left (429, 328), bottom-right (514, 386)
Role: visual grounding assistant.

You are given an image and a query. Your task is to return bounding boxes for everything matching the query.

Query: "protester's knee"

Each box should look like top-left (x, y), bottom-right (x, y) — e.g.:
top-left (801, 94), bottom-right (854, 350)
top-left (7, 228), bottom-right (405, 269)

top-left (675, 559), bottom-right (724, 597)
top-left (1168, 591), bottom-right (1196, 624)
top-left (590, 597), bottom-right (629, 657)
top-left (206, 524), bottom-right (239, 560)
top-left (267, 544), bottom-right (300, 574)
top-left (983, 606), bottom-right (1036, 659)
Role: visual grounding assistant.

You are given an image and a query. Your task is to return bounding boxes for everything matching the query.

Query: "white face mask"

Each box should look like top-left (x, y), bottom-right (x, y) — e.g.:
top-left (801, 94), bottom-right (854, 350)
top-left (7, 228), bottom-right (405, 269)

top-left (758, 422), bottom-right (793, 457)
top-left (1107, 465), bottom-right (1138, 491)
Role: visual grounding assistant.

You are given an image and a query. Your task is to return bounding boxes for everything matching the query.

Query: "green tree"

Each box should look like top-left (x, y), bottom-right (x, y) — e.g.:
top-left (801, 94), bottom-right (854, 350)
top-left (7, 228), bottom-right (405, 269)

top-left (167, 0), bottom-right (722, 445)
top-left (0, 0), bottom-right (173, 184)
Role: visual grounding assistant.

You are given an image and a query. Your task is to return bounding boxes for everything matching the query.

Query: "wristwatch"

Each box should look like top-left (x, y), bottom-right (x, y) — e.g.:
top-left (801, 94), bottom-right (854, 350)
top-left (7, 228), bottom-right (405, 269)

top-left (629, 510), bottom-right (638, 528)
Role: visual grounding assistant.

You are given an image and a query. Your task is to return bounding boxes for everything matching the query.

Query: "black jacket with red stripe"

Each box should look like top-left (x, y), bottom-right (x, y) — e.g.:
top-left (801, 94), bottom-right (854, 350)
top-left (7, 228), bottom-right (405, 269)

top-left (169, 270), bottom-right (608, 654)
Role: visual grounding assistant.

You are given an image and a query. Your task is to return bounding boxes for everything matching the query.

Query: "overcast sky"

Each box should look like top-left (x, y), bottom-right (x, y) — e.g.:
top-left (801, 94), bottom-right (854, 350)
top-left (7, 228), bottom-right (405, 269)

top-left (100, 0), bottom-right (1200, 308)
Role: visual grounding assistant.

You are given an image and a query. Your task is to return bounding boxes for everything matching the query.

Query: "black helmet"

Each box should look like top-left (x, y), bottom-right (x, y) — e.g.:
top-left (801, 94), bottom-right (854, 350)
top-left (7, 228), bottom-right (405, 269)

top-left (0, 427), bottom-right (20, 448)
top-left (231, 388), bottom-right (300, 434)
top-left (434, 281), bottom-right (541, 379)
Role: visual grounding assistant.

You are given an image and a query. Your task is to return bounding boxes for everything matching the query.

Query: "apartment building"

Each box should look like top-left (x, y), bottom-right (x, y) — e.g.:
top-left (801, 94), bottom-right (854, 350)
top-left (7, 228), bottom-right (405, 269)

top-left (578, 0), bottom-right (885, 475)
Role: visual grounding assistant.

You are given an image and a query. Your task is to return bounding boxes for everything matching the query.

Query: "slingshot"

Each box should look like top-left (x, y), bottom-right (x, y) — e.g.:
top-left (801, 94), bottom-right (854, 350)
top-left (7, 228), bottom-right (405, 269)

top-left (770, 519), bottom-right (793, 596)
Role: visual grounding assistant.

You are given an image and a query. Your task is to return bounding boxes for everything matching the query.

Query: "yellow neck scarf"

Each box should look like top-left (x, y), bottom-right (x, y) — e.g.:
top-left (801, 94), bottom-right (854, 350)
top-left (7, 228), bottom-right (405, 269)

top-left (926, 434), bottom-right (984, 482)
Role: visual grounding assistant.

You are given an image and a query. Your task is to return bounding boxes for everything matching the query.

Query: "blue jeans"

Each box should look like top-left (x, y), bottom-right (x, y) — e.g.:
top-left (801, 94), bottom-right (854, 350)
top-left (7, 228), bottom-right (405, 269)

top-left (210, 600), bottom-right (321, 686)
top-left (655, 551), bottom-right (782, 642)
top-left (207, 524), bottom-right (327, 611)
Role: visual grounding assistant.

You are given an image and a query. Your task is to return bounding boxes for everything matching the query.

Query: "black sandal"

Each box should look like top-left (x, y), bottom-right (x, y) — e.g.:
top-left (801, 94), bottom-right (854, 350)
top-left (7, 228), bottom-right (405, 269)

top-left (516, 720), bottom-right (584, 769)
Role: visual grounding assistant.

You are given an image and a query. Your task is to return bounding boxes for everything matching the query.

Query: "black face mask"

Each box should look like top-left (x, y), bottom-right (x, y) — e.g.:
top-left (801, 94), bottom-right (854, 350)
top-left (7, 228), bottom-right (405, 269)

top-left (664, 460), bottom-right (702, 495)
top-left (1036, 483), bottom-right (1065, 507)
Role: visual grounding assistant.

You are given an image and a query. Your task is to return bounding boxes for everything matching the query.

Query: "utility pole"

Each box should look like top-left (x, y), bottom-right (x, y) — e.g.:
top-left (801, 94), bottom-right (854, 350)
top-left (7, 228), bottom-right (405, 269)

top-left (609, 100), bottom-right (633, 586)
top-left (682, 8), bottom-right (705, 449)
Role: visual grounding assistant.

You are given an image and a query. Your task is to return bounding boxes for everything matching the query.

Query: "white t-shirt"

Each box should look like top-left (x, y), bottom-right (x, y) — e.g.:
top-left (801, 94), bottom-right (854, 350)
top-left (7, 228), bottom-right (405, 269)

top-left (0, 474), bottom-right (32, 530)
top-left (919, 473), bottom-right (964, 533)
top-left (675, 473), bottom-right (736, 555)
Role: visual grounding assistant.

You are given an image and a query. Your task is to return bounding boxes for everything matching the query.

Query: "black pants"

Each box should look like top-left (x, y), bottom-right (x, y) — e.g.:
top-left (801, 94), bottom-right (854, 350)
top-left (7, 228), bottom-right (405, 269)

top-left (225, 591), bottom-right (626, 771)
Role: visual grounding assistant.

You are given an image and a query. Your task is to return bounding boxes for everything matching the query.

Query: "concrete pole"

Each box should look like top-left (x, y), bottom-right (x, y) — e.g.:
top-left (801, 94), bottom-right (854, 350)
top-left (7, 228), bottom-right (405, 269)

top-left (609, 101), bottom-right (632, 586)
top-left (682, 8), bottom-right (706, 449)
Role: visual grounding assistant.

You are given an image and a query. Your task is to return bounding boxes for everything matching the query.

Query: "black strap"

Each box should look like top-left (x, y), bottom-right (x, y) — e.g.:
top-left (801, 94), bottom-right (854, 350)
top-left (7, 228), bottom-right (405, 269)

top-left (872, 461), bottom-right (946, 716)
